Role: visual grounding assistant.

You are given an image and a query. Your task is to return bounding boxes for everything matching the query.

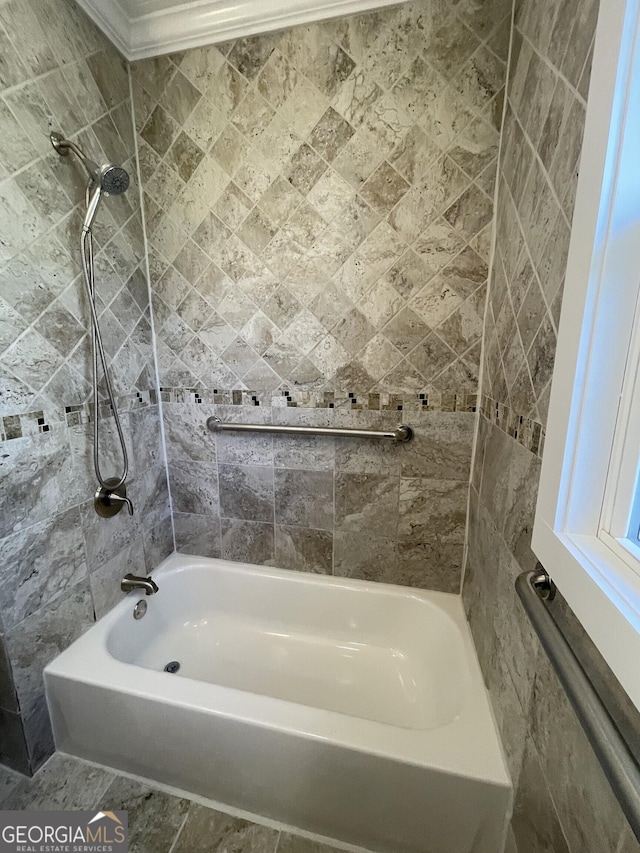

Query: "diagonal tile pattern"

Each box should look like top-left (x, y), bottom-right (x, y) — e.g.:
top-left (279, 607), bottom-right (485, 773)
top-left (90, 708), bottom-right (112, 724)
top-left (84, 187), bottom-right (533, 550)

top-left (132, 0), bottom-right (510, 397)
top-left (0, 0), bottom-right (173, 776)
top-left (478, 8), bottom-right (594, 428)
top-left (0, 0), bottom-right (156, 418)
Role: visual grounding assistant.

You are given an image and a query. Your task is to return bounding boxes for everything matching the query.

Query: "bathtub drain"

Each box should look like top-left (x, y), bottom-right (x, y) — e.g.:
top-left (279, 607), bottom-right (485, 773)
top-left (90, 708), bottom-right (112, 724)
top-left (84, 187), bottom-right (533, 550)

top-left (164, 661), bottom-right (180, 674)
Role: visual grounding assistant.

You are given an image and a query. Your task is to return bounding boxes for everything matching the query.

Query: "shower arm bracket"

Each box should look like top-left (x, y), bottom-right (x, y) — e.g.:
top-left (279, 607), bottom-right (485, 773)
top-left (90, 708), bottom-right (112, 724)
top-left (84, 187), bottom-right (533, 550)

top-left (95, 478), bottom-right (134, 518)
top-left (50, 131), bottom-right (72, 156)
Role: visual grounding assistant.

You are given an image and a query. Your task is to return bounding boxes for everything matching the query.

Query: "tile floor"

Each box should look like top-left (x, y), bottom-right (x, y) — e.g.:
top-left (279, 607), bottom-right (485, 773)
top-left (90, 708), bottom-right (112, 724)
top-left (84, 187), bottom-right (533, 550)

top-left (0, 752), bottom-right (346, 853)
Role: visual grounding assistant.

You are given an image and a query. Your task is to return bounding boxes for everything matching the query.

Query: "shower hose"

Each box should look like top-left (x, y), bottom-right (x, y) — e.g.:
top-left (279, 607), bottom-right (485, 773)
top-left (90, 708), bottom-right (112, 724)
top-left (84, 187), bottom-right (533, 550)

top-left (80, 181), bottom-right (129, 492)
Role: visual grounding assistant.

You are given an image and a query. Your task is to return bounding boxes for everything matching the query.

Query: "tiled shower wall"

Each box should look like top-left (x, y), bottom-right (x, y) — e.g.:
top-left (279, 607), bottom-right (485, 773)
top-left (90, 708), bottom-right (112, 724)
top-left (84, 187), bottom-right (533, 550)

top-left (0, 0), bottom-right (172, 774)
top-left (162, 393), bottom-right (475, 586)
top-left (131, 0), bottom-right (511, 579)
top-left (463, 0), bottom-right (640, 849)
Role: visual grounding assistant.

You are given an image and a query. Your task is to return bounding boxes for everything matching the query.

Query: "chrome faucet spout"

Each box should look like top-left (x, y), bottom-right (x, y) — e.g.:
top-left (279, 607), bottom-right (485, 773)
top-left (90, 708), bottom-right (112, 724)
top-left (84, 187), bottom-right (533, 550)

top-left (121, 573), bottom-right (159, 595)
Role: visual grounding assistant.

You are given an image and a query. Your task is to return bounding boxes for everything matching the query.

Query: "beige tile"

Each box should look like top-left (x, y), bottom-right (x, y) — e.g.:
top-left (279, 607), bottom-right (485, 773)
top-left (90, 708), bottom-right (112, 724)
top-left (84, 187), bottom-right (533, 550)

top-left (399, 474), bottom-right (468, 541)
top-left (413, 217), bottom-right (467, 277)
top-left (183, 96), bottom-right (227, 151)
top-left (333, 530), bottom-right (398, 582)
top-left (211, 124), bottom-right (252, 177)
top-left (237, 207), bottom-right (278, 255)
top-left (307, 168), bottom-right (355, 222)
top-left (162, 69), bottom-right (202, 125)
top-left (382, 306), bottom-right (430, 356)
top-left (212, 181), bottom-right (252, 229)
top-left (278, 76), bottom-right (329, 138)
top-left (359, 161), bottom-right (410, 215)
top-left (140, 105), bottom-right (179, 157)
top-left (229, 34), bottom-right (280, 81)
top-left (257, 113), bottom-right (301, 173)
top-left (232, 88), bottom-right (276, 141)
top-left (179, 44), bottom-right (226, 92)
top-left (308, 106), bottom-right (355, 162)
top-left (166, 132), bottom-right (205, 183)
top-left (358, 333), bottom-right (403, 381)
top-left (257, 49), bottom-right (299, 109)
top-left (427, 14), bottom-right (482, 79)
top-left (388, 124), bottom-right (439, 184)
top-left (335, 472), bottom-right (399, 536)
top-left (221, 518), bottom-right (275, 564)
top-left (0, 24), bottom-right (30, 89)
top-left (275, 469), bottom-right (334, 530)
top-left (332, 126), bottom-right (385, 188)
top-left (396, 539), bottom-right (464, 592)
top-left (286, 143), bottom-right (327, 194)
top-left (411, 274), bottom-right (463, 330)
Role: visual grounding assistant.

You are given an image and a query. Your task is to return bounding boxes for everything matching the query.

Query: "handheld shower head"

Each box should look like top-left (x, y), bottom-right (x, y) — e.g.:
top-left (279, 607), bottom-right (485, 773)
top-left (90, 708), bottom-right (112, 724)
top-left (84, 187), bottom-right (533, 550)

top-left (98, 163), bottom-right (130, 196)
top-left (50, 131), bottom-right (130, 232)
top-left (50, 131), bottom-right (130, 195)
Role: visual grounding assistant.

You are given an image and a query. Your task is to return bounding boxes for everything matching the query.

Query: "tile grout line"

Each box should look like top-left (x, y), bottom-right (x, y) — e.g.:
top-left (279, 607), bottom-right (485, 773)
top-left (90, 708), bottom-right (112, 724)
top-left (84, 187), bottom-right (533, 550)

top-left (129, 63), bottom-right (178, 555)
top-left (0, 95), bottom-right (131, 190)
top-left (505, 90), bottom-right (572, 233)
top-left (461, 0), bottom-right (518, 594)
top-left (491, 235), bottom-right (539, 406)
top-left (517, 26), bottom-right (588, 109)
top-left (166, 810), bottom-right (190, 853)
top-left (1, 215), bottom-right (150, 408)
top-left (138, 35), bottom-right (506, 392)
top-left (500, 169), bottom-right (562, 342)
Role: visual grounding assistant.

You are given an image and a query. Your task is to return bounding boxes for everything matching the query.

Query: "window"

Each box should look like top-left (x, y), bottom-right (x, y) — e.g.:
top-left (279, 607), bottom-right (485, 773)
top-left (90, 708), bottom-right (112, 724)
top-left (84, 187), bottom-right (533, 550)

top-left (532, 0), bottom-right (640, 710)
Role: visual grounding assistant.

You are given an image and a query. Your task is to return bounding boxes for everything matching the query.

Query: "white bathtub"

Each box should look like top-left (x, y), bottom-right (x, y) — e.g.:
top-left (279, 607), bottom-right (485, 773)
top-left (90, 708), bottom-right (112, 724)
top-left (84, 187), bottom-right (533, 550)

top-left (45, 554), bottom-right (511, 853)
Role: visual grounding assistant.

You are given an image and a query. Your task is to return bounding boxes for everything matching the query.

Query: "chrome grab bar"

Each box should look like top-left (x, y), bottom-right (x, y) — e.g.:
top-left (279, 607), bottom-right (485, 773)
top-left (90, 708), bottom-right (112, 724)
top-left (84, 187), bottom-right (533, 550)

top-left (516, 569), bottom-right (640, 841)
top-left (206, 416), bottom-right (413, 443)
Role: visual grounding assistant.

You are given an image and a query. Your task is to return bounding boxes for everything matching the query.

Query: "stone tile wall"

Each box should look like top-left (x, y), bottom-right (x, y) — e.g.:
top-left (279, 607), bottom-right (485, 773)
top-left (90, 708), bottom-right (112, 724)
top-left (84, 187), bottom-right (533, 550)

top-left (163, 390), bottom-right (475, 589)
top-left (130, 0), bottom-right (511, 583)
top-left (132, 0), bottom-right (510, 396)
top-left (463, 0), bottom-right (640, 848)
top-left (0, 0), bottom-right (172, 774)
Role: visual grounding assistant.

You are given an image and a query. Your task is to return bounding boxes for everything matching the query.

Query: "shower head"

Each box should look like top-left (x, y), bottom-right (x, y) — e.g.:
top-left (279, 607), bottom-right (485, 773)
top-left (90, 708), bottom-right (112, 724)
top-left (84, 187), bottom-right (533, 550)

top-left (50, 131), bottom-right (130, 232)
top-left (50, 132), bottom-right (130, 196)
top-left (97, 163), bottom-right (130, 196)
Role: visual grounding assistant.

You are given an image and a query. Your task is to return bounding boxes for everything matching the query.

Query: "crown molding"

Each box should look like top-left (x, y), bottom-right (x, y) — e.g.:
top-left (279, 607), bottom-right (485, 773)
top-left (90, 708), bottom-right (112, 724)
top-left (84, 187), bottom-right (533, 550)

top-left (76, 0), bottom-right (407, 61)
top-left (77, 0), bottom-right (132, 58)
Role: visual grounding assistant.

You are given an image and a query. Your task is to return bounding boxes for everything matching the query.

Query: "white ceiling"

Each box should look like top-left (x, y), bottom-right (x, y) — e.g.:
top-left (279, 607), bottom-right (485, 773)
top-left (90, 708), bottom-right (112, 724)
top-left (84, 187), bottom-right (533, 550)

top-left (76, 0), bottom-right (407, 61)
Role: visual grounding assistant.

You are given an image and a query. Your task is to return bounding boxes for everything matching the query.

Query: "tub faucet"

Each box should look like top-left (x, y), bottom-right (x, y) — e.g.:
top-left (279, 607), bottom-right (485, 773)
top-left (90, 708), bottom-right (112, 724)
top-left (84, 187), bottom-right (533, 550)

top-left (121, 573), bottom-right (159, 595)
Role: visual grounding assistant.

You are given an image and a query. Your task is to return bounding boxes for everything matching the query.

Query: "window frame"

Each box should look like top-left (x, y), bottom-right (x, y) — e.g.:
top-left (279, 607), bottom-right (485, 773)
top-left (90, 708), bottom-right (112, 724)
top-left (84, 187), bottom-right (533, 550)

top-left (532, 0), bottom-right (640, 711)
top-left (600, 291), bottom-right (640, 553)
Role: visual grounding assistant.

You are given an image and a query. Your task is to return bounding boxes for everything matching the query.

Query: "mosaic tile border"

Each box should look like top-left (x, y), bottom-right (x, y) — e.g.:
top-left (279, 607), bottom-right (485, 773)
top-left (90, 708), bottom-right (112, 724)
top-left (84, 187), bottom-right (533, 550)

top-left (1, 386), bottom-right (478, 443)
top-left (159, 387), bottom-right (478, 414)
top-left (0, 390), bottom-right (158, 443)
top-left (479, 395), bottom-right (545, 458)
top-left (3, 389), bottom-right (545, 457)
